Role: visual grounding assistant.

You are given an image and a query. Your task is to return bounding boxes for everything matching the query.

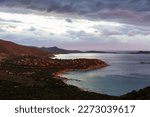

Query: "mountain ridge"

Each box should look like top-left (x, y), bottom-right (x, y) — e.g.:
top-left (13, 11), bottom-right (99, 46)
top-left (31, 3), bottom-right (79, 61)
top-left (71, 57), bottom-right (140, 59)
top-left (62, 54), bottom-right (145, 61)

top-left (41, 46), bottom-right (81, 54)
top-left (41, 46), bottom-right (118, 54)
top-left (42, 46), bottom-right (150, 54)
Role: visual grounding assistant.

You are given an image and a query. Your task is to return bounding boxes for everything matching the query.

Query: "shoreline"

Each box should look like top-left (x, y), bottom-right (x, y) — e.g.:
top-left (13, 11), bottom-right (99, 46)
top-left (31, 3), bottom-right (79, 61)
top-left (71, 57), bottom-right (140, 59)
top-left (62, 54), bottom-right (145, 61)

top-left (52, 64), bottom-right (110, 96)
top-left (1, 55), bottom-right (150, 99)
top-left (53, 63), bottom-right (108, 82)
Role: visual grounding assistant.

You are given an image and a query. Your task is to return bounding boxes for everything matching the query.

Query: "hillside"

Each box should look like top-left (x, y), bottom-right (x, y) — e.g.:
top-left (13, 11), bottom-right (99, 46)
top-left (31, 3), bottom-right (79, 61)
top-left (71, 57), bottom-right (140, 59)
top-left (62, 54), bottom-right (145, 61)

top-left (0, 39), bottom-right (53, 60)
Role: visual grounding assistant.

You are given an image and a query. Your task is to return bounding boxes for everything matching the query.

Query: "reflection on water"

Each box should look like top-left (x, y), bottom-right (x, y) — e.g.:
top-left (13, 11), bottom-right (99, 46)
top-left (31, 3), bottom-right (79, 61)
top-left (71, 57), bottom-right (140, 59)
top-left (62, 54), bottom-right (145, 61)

top-left (55, 53), bottom-right (150, 96)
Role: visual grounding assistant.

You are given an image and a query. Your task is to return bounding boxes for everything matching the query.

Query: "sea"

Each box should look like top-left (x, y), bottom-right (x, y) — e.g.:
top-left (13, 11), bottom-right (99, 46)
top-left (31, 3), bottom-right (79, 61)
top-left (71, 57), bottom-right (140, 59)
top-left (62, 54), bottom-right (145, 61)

top-left (55, 53), bottom-right (150, 96)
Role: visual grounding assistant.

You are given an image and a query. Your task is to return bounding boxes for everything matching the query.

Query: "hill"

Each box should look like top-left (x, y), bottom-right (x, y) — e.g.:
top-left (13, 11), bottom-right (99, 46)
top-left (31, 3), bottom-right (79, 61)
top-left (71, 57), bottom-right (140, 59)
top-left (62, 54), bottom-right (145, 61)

top-left (41, 46), bottom-right (82, 54)
top-left (0, 39), bottom-right (53, 60)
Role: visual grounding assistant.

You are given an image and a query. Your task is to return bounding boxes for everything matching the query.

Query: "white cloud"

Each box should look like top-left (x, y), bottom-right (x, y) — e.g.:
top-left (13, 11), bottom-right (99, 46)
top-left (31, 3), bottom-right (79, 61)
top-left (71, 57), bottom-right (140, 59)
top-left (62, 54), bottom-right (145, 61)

top-left (0, 7), bottom-right (150, 50)
top-left (0, 10), bottom-right (123, 38)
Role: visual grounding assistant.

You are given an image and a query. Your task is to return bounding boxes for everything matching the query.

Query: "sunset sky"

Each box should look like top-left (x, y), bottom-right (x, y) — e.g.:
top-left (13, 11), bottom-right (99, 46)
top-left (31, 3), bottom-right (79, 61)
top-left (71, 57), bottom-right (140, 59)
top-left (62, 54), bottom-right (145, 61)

top-left (0, 0), bottom-right (150, 50)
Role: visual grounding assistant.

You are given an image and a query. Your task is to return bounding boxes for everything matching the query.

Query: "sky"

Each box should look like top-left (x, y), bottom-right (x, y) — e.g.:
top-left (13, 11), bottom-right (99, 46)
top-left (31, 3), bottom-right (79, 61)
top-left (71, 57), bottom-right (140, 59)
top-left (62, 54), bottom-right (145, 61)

top-left (0, 0), bottom-right (150, 50)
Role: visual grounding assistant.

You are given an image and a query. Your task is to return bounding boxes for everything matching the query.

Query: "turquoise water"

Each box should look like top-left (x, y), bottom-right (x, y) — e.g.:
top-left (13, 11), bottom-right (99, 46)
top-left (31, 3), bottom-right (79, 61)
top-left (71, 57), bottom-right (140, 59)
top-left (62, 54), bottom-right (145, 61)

top-left (55, 53), bottom-right (150, 96)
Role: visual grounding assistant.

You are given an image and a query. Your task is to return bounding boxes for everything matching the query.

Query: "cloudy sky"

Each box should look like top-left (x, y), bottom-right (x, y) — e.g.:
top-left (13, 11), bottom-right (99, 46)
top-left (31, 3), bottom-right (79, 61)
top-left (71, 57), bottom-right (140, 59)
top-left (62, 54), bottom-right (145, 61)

top-left (0, 0), bottom-right (150, 50)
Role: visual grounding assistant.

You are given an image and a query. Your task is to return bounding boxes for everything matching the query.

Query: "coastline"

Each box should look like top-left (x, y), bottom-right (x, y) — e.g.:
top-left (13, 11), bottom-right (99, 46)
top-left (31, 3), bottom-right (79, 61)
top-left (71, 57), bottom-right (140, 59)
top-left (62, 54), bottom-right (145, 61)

top-left (0, 55), bottom-right (150, 99)
top-left (0, 56), bottom-right (116, 99)
top-left (52, 63), bottom-right (108, 82)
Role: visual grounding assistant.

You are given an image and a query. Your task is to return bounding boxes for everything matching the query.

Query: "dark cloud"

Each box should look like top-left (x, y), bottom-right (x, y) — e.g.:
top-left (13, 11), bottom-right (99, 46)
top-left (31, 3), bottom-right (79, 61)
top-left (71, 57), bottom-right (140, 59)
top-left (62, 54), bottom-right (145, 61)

top-left (0, 0), bottom-right (150, 13)
top-left (65, 18), bottom-right (73, 23)
top-left (0, 0), bottom-right (150, 26)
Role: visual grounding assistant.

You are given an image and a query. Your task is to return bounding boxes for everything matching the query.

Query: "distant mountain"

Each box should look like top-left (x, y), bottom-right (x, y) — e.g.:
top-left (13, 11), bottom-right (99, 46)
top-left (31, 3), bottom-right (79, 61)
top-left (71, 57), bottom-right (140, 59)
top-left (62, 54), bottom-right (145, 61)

top-left (41, 46), bottom-right (82, 54)
top-left (119, 51), bottom-right (150, 54)
top-left (41, 47), bottom-right (119, 54)
top-left (136, 51), bottom-right (150, 54)
top-left (0, 39), bottom-right (53, 60)
top-left (41, 47), bottom-right (150, 55)
top-left (84, 51), bottom-right (117, 54)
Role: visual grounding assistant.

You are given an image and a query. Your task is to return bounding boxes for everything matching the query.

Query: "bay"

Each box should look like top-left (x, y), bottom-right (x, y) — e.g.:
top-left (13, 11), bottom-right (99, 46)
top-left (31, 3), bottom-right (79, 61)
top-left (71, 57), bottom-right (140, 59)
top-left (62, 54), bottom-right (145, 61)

top-left (55, 53), bottom-right (150, 96)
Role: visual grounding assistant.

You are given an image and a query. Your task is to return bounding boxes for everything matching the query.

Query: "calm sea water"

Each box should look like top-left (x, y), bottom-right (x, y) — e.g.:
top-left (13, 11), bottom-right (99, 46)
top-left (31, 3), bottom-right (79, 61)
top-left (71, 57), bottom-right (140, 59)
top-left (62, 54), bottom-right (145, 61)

top-left (55, 53), bottom-right (150, 96)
